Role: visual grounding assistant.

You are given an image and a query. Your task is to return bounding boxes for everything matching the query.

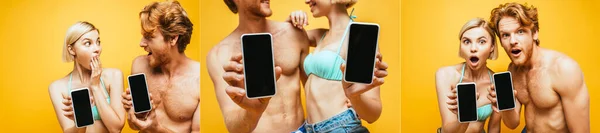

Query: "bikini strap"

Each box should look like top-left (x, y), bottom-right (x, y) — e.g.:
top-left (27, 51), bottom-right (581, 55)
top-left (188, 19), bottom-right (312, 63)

top-left (488, 70), bottom-right (493, 84)
top-left (100, 78), bottom-right (109, 97)
top-left (68, 73), bottom-right (73, 92)
top-left (318, 31), bottom-right (327, 45)
top-left (335, 8), bottom-right (357, 54)
top-left (459, 63), bottom-right (466, 83)
top-left (67, 73), bottom-right (109, 96)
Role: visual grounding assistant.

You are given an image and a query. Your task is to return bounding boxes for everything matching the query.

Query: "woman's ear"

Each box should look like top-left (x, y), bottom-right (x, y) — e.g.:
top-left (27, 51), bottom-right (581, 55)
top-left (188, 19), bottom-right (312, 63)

top-left (68, 44), bottom-right (76, 57)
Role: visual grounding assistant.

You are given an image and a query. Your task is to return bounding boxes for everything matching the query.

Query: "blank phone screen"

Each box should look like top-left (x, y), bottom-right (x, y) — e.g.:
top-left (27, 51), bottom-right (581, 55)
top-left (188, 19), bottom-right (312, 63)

top-left (71, 89), bottom-right (94, 127)
top-left (345, 23), bottom-right (379, 84)
top-left (494, 72), bottom-right (516, 110)
top-left (129, 74), bottom-right (152, 113)
top-left (241, 34), bottom-right (276, 98)
top-left (457, 83), bottom-right (477, 122)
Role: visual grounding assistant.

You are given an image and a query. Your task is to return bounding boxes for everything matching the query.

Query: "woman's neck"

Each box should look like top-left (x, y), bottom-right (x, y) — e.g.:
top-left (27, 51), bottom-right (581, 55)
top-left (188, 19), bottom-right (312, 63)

top-left (72, 61), bottom-right (91, 84)
top-left (326, 5), bottom-right (351, 32)
top-left (464, 63), bottom-right (489, 82)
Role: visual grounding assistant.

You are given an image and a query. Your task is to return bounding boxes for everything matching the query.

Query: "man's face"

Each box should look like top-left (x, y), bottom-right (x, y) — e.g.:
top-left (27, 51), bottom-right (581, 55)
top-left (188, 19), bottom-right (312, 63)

top-left (498, 16), bottom-right (538, 66)
top-left (238, 0), bottom-right (272, 17)
top-left (140, 30), bottom-right (171, 68)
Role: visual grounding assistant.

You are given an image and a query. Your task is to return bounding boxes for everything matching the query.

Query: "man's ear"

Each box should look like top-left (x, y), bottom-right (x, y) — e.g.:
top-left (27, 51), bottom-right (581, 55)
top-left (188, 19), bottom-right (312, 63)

top-left (170, 35), bottom-right (179, 47)
top-left (533, 30), bottom-right (539, 44)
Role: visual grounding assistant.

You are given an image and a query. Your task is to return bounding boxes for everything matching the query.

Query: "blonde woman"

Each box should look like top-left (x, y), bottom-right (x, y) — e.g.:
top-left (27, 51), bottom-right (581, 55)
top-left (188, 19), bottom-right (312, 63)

top-left (288, 0), bottom-right (388, 132)
top-left (435, 18), bottom-right (501, 133)
top-left (49, 21), bottom-right (125, 133)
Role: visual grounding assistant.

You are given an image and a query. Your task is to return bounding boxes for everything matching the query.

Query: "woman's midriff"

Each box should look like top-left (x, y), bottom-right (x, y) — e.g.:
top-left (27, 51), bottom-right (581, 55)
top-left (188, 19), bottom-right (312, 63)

top-left (305, 75), bottom-right (350, 124)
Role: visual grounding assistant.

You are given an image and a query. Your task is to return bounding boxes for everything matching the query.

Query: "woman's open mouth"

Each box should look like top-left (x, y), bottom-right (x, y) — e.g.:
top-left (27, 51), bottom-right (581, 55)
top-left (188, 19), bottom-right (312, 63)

top-left (469, 56), bottom-right (480, 66)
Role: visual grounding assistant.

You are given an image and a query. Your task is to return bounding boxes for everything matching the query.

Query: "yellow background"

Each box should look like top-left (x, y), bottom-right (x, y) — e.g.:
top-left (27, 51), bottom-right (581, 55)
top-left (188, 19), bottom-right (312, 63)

top-left (0, 0), bottom-right (199, 132)
top-left (199, 0), bottom-right (400, 132)
top-left (401, 0), bottom-right (600, 132)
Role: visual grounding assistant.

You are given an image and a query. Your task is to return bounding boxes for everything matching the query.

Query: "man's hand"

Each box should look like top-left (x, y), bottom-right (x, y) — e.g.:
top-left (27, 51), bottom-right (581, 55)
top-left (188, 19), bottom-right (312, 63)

top-left (222, 54), bottom-right (282, 114)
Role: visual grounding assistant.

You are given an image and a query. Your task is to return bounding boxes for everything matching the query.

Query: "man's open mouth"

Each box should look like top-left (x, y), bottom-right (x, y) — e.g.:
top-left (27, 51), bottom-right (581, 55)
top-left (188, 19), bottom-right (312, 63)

top-left (511, 49), bottom-right (522, 55)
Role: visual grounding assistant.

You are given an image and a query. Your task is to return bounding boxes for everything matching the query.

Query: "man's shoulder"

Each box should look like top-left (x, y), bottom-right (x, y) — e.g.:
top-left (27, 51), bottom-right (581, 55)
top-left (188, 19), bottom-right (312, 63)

top-left (270, 20), bottom-right (304, 36)
top-left (541, 49), bottom-right (580, 72)
top-left (185, 59), bottom-right (200, 77)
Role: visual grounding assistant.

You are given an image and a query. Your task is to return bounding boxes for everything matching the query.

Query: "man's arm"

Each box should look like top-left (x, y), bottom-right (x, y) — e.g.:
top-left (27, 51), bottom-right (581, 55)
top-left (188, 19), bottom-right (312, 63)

top-left (493, 64), bottom-right (521, 129)
top-left (554, 58), bottom-right (590, 133)
top-left (191, 100), bottom-right (200, 133)
top-left (206, 46), bottom-right (263, 133)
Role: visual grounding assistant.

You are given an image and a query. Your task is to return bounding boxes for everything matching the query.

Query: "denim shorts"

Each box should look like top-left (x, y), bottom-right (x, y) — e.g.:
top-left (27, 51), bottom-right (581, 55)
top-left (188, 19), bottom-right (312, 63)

top-left (292, 108), bottom-right (369, 133)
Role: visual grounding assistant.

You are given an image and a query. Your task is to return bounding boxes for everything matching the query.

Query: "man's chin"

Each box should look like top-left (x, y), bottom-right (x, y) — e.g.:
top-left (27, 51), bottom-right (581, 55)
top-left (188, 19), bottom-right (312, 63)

top-left (261, 9), bottom-right (272, 17)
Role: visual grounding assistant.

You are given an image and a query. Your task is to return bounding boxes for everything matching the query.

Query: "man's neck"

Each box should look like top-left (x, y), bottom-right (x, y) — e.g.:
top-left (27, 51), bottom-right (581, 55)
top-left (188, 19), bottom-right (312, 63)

top-left (236, 11), bottom-right (269, 33)
top-left (157, 52), bottom-right (188, 79)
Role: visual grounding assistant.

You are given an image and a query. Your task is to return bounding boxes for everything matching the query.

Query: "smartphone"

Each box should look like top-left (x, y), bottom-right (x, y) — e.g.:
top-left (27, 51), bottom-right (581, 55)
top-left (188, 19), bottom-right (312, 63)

top-left (240, 33), bottom-right (277, 99)
top-left (344, 22), bottom-right (380, 84)
top-left (457, 83), bottom-right (478, 123)
top-left (493, 71), bottom-right (516, 111)
top-left (128, 73), bottom-right (152, 113)
top-left (70, 88), bottom-right (94, 128)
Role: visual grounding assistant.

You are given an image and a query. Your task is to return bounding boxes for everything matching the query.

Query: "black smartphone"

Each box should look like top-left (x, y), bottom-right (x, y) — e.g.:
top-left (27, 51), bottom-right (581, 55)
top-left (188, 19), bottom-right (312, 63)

top-left (493, 71), bottom-right (516, 111)
top-left (457, 83), bottom-right (478, 123)
top-left (128, 73), bottom-right (152, 113)
top-left (70, 88), bottom-right (94, 128)
top-left (344, 22), bottom-right (380, 84)
top-left (240, 33), bottom-right (277, 99)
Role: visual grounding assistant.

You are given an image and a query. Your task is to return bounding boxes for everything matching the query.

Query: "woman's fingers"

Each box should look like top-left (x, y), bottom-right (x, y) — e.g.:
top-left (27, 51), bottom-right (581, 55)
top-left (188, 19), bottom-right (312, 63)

top-left (302, 11), bottom-right (309, 26)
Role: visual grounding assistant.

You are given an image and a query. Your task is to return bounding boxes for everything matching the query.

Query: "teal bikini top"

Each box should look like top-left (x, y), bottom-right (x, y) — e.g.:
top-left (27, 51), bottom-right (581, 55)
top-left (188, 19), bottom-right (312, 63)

top-left (68, 73), bottom-right (110, 120)
top-left (459, 63), bottom-right (493, 121)
top-left (303, 9), bottom-right (356, 81)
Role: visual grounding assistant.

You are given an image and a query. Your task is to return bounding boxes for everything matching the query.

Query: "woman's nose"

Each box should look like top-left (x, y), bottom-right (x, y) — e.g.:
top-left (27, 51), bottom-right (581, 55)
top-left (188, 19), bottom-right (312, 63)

top-left (470, 44), bottom-right (478, 53)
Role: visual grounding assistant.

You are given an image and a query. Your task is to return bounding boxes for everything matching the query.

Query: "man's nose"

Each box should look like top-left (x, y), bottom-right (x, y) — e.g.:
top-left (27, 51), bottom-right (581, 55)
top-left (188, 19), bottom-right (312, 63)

top-left (509, 34), bottom-right (518, 46)
top-left (140, 38), bottom-right (148, 47)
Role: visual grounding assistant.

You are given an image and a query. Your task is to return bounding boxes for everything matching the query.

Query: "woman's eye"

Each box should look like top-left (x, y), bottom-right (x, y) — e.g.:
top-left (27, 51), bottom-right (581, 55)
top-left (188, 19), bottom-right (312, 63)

top-left (84, 42), bottom-right (91, 46)
top-left (463, 40), bottom-right (470, 44)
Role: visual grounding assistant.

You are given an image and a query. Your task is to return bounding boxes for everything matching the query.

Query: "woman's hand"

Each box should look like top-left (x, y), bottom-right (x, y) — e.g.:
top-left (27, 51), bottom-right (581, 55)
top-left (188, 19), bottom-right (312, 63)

top-left (61, 92), bottom-right (94, 120)
top-left (89, 56), bottom-right (102, 90)
top-left (341, 53), bottom-right (388, 98)
top-left (447, 85), bottom-right (480, 114)
top-left (287, 10), bottom-right (309, 30)
top-left (446, 86), bottom-right (459, 114)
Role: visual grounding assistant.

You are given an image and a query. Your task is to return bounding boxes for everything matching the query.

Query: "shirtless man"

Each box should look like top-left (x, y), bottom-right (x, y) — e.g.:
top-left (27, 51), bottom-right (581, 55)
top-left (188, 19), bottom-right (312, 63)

top-left (487, 3), bottom-right (590, 133)
top-left (121, 1), bottom-right (200, 132)
top-left (206, 0), bottom-right (310, 132)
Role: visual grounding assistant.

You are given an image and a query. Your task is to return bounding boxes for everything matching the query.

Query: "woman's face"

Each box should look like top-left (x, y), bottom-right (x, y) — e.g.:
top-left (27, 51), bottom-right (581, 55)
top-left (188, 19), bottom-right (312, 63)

top-left (69, 30), bottom-right (101, 70)
top-left (459, 27), bottom-right (493, 70)
top-left (305, 0), bottom-right (333, 17)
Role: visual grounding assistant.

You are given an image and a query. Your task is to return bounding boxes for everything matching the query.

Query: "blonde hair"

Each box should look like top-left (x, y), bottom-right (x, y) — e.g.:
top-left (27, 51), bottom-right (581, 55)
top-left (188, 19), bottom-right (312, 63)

top-left (458, 18), bottom-right (498, 60)
top-left (140, 0), bottom-right (193, 53)
top-left (332, 0), bottom-right (358, 8)
top-left (490, 2), bottom-right (539, 45)
top-left (63, 21), bottom-right (98, 62)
